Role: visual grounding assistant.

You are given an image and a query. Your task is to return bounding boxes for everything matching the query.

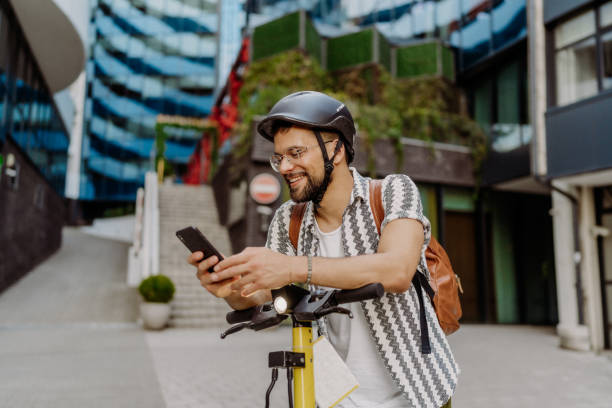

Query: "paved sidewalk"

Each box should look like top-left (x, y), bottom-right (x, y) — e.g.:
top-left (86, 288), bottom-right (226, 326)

top-left (448, 325), bottom-right (612, 408)
top-left (3, 323), bottom-right (611, 408)
top-left (144, 325), bottom-right (612, 408)
top-left (1, 228), bottom-right (611, 407)
top-left (0, 227), bottom-right (151, 407)
top-left (0, 324), bottom-right (164, 408)
top-left (145, 326), bottom-right (291, 408)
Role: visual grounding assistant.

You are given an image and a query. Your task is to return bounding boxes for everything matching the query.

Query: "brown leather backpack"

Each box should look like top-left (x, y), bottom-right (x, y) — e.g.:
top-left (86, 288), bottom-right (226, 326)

top-left (289, 179), bottom-right (463, 338)
top-left (369, 180), bottom-right (463, 335)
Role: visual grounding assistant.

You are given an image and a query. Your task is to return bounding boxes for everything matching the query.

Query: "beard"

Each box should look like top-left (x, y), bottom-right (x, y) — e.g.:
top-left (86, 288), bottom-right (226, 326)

top-left (286, 170), bottom-right (328, 203)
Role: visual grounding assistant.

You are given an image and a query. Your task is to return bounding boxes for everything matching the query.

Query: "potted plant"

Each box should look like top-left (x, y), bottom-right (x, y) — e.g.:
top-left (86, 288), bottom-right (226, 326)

top-left (138, 274), bottom-right (175, 330)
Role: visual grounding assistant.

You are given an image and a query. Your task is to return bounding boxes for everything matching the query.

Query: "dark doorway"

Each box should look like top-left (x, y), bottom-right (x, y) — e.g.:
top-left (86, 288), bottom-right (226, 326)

top-left (444, 211), bottom-right (480, 322)
top-left (513, 194), bottom-right (558, 325)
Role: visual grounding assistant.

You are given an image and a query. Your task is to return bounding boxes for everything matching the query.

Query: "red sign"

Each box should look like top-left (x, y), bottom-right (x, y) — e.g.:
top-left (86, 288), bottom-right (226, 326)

top-left (250, 173), bottom-right (281, 205)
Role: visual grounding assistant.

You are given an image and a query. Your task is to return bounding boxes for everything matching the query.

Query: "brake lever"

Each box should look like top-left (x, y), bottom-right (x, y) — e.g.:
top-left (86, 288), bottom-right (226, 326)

top-left (315, 306), bottom-right (353, 319)
top-left (256, 315), bottom-right (288, 330)
top-left (221, 302), bottom-right (289, 338)
top-left (220, 322), bottom-right (249, 339)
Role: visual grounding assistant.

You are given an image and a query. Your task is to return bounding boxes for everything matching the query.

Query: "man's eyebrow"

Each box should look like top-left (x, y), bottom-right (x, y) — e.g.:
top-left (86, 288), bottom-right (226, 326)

top-left (273, 145), bottom-right (301, 155)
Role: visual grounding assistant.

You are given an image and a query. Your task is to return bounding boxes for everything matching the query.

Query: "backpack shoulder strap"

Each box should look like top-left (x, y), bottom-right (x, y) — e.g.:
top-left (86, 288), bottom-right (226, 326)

top-left (370, 178), bottom-right (433, 353)
top-left (369, 179), bottom-right (384, 235)
top-left (289, 202), bottom-right (307, 250)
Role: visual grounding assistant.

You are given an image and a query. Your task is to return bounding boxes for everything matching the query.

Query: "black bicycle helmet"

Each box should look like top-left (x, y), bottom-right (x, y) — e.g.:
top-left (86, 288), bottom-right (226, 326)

top-left (257, 91), bottom-right (356, 163)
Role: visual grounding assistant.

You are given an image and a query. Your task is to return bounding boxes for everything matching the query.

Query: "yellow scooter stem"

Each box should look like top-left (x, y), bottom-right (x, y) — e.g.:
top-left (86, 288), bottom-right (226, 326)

top-left (292, 325), bottom-right (315, 408)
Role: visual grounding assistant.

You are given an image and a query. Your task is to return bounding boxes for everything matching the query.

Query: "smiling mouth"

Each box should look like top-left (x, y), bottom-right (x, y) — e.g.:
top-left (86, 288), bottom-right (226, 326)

top-left (286, 173), bottom-right (306, 188)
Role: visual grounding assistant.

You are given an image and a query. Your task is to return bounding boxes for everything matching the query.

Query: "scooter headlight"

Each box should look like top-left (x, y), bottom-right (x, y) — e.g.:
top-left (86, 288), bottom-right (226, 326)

top-left (273, 296), bottom-right (288, 314)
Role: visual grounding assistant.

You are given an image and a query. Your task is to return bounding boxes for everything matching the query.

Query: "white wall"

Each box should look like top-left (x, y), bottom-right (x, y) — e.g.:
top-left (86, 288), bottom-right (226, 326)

top-left (64, 71), bottom-right (88, 199)
top-left (53, 89), bottom-right (76, 135)
top-left (551, 183), bottom-right (590, 351)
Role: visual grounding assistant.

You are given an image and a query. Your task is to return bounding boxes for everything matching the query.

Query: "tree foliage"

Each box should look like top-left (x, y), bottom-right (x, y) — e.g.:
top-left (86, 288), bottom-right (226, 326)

top-left (233, 50), bottom-right (487, 179)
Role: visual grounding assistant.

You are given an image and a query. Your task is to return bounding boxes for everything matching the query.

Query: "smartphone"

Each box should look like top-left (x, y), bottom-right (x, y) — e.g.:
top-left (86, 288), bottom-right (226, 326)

top-left (176, 226), bottom-right (224, 272)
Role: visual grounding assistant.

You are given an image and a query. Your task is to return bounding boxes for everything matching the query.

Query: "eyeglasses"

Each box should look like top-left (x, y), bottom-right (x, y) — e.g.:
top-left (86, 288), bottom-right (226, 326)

top-left (269, 140), bottom-right (336, 172)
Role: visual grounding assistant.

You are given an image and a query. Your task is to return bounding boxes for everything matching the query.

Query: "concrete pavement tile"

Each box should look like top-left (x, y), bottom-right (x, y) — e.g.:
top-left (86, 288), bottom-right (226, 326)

top-left (0, 326), bottom-right (165, 408)
top-left (448, 325), bottom-right (612, 408)
top-left (146, 327), bottom-right (294, 408)
top-left (144, 324), bottom-right (612, 408)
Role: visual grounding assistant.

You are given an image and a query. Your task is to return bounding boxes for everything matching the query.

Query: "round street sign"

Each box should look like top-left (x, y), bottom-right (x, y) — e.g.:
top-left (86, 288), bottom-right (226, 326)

top-left (249, 173), bottom-right (281, 205)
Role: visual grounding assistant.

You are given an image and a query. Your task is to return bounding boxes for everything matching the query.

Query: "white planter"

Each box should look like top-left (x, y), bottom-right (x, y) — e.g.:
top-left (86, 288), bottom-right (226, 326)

top-left (140, 302), bottom-right (171, 330)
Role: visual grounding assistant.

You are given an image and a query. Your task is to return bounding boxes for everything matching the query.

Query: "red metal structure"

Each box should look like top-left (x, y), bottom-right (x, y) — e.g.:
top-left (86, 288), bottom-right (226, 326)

top-left (184, 37), bottom-right (251, 184)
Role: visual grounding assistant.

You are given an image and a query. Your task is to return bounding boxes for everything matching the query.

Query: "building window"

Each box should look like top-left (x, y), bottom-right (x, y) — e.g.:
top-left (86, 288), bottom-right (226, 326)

top-left (0, 6), bottom-right (9, 144)
top-left (493, 61), bottom-right (524, 152)
top-left (460, 0), bottom-right (527, 70)
top-left (469, 54), bottom-right (529, 153)
top-left (602, 1), bottom-right (612, 89)
top-left (603, 31), bottom-right (612, 89)
top-left (0, 2), bottom-right (68, 194)
top-left (554, 10), bottom-right (597, 106)
top-left (461, 1), bottom-right (492, 68)
top-left (553, 2), bottom-right (612, 105)
top-left (602, 1), bottom-right (612, 28)
top-left (473, 76), bottom-right (493, 131)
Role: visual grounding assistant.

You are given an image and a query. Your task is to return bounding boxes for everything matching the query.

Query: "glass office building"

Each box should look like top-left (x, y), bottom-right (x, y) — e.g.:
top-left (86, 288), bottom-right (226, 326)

top-left (80, 0), bottom-right (527, 201)
top-left (81, 0), bottom-right (225, 201)
top-left (0, 3), bottom-right (70, 195)
top-left (247, 1), bottom-right (530, 154)
top-left (247, 0), bottom-right (526, 70)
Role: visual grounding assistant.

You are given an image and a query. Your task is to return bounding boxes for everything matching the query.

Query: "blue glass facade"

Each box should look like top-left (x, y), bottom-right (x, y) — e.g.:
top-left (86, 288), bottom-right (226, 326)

top-left (247, 0), bottom-right (526, 71)
top-left (77, 0), bottom-right (528, 200)
top-left (0, 2), bottom-right (69, 195)
top-left (460, 0), bottom-right (527, 68)
top-left (81, 0), bottom-right (221, 201)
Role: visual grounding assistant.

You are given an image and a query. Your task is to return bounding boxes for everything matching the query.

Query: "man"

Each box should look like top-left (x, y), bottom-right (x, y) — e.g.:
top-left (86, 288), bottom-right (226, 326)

top-left (189, 91), bottom-right (459, 407)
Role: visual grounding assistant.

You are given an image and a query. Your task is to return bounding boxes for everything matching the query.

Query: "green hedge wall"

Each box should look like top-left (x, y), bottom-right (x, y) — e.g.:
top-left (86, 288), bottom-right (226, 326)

top-left (378, 33), bottom-right (392, 72)
top-left (396, 42), bottom-right (438, 78)
top-left (305, 16), bottom-right (321, 63)
top-left (441, 45), bottom-right (455, 81)
top-left (252, 12), bottom-right (300, 60)
top-left (327, 29), bottom-right (373, 71)
top-left (250, 14), bottom-right (457, 81)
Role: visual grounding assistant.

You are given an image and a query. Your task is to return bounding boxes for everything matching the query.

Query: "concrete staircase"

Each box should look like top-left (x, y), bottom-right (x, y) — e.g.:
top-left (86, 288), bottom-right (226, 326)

top-left (158, 183), bottom-right (232, 328)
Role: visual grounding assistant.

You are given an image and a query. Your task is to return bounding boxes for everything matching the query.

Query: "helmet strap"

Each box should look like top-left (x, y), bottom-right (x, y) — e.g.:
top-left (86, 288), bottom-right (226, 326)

top-left (312, 130), bottom-right (340, 208)
top-left (313, 130), bottom-right (330, 162)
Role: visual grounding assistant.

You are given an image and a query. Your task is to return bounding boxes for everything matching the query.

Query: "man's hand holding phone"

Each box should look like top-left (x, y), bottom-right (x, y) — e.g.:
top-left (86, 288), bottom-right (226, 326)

top-left (179, 226), bottom-right (273, 309)
top-left (187, 251), bottom-right (238, 299)
top-left (177, 226), bottom-right (237, 299)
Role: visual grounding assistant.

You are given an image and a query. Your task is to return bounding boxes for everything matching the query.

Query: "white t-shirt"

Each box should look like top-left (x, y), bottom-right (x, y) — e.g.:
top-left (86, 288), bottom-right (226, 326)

top-left (314, 220), bottom-right (406, 407)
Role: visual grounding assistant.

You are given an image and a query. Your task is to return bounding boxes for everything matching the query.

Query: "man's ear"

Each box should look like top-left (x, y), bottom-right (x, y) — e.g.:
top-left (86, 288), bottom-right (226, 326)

top-left (332, 141), bottom-right (346, 166)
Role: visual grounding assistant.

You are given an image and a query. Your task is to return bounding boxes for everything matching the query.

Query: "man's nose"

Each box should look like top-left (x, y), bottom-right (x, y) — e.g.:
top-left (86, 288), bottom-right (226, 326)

top-left (278, 155), bottom-right (295, 173)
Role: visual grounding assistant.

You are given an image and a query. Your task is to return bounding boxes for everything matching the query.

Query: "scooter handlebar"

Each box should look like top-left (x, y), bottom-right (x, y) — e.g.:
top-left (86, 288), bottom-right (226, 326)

top-left (225, 283), bottom-right (384, 324)
top-left (334, 283), bottom-right (384, 304)
top-left (226, 307), bottom-right (256, 324)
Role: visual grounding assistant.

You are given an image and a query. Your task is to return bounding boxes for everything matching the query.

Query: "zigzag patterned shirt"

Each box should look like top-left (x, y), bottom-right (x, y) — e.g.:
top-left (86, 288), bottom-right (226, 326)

top-left (265, 168), bottom-right (459, 408)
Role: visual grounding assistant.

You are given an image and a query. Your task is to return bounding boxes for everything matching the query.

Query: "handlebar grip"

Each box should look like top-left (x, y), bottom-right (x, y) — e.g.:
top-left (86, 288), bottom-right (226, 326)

top-left (334, 283), bottom-right (384, 304)
top-left (226, 307), bottom-right (256, 324)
